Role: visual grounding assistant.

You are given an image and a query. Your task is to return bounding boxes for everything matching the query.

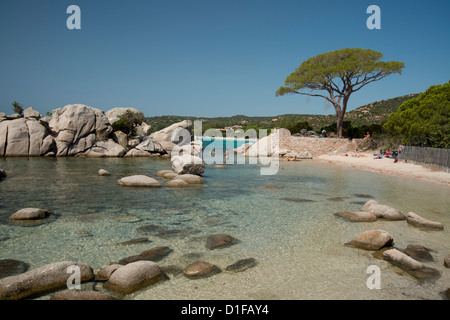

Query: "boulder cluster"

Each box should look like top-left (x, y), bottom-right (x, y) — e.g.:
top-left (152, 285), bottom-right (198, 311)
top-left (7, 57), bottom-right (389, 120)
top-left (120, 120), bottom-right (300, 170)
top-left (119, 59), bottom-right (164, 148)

top-left (0, 232), bottom-right (255, 300)
top-left (339, 199), bottom-right (448, 297)
top-left (0, 105), bottom-right (193, 158)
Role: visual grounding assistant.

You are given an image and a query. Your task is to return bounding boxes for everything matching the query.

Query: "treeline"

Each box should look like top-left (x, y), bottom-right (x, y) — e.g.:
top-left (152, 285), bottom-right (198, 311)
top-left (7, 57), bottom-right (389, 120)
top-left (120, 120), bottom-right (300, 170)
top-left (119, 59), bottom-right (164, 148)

top-left (143, 83), bottom-right (448, 149)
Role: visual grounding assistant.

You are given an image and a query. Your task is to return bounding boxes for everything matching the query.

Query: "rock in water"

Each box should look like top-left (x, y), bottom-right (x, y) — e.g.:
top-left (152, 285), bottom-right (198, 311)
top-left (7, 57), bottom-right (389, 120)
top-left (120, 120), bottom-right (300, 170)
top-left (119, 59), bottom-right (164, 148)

top-left (183, 261), bottom-right (221, 279)
top-left (171, 154), bottom-right (205, 175)
top-left (345, 229), bottom-right (393, 251)
top-left (166, 179), bottom-right (189, 187)
top-left (0, 259), bottom-right (29, 279)
top-left (117, 175), bottom-right (161, 187)
top-left (118, 246), bottom-right (173, 265)
top-left (403, 244), bottom-right (434, 262)
top-left (361, 200), bottom-right (406, 221)
top-left (175, 174), bottom-right (204, 184)
top-left (206, 234), bottom-right (239, 250)
top-left (98, 169), bottom-right (111, 176)
top-left (103, 261), bottom-right (165, 294)
top-left (0, 261), bottom-right (94, 300)
top-left (225, 258), bottom-right (257, 272)
top-left (9, 208), bottom-right (53, 220)
top-left (406, 212), bottom-right (444, 230)
top-left (0, 169), bottom-right (6, 181)
top-left (335, 211), bottom-right (377, 222)
top-left (383, 248), bottom-right (441, 281)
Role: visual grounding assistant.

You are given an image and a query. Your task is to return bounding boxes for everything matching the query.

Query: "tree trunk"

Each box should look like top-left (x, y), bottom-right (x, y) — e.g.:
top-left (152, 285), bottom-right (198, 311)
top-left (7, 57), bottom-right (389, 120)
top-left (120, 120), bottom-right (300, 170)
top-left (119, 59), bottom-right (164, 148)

top-left (336, 111), bottom-right (344, 138)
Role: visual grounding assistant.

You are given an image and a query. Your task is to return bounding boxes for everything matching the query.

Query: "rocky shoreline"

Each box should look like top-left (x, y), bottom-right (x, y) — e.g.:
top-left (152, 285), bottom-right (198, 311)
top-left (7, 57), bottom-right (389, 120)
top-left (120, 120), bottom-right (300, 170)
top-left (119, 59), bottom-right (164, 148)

top-left (0, 104), bottom-right (193, 159)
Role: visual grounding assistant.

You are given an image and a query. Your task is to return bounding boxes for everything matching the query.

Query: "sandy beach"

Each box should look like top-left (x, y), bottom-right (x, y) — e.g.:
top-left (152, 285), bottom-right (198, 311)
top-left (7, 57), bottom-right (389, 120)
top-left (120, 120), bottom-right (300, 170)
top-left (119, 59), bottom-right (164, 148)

top-left (317, 152), bottom-right (450, 185)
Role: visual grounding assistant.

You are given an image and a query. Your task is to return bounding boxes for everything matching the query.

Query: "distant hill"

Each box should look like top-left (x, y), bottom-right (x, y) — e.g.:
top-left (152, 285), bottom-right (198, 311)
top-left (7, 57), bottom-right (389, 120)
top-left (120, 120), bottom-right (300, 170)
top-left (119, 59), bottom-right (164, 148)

top-left (145, 93), bottom-right (419, 132)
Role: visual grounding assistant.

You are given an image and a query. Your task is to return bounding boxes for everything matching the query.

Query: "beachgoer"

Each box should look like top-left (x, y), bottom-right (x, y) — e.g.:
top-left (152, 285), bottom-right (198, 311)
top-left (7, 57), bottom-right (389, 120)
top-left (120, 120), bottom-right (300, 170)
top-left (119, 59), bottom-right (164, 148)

top-left (322, 129), bottom-right (326, 138)
top-left (364, 132), bottom-right (371, 140)
top-left (284, 155), bottom-right (297, 161)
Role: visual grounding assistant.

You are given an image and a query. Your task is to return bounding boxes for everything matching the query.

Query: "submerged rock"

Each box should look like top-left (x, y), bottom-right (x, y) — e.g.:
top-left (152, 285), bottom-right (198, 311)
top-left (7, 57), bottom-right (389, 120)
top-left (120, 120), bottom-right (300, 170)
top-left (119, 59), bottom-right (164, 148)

top-left (0, 259), bottom-right (29, 279)
top-left (9, 208), bottom-right (53, 220)
top-left (335, 211), bottom-right (377, 222)
top-left (165, 179), bottom-right (189, 187)
top-left (345, 229), bottom-right (393, 251)
top-left (0, 169), bottom-right (6, 181)
top-left (175, 174), bottom-right (204, 184)
top-left (118, 246), bottom-right (173, 265)
top-left (206, 234), bottom-right (239, 250)
top-left (117, 175), bottom-right (161, 187)
top-left (103, 261), bottom-right (165, 295)
top-left (225, 258), bottom-right (257, 273)
top-left (98, 169), bottom-right (111, 176)
top-left (444, 254), bottom-right (450, 268)
top-left (383, 248), bottom-right (441, 281)
top-left (406, 212), bottom-right (444, 230)
top-left (157, 170), bottom-right (175, 177)
top-left (183, 261), bottom-right (221, 279)
top-left (116, 237), bottom-right (149, 246)
top-left (361, 200), bottom-right (406, 221)
top-left (403, 244), bottom-right (434, 262)
top-left (0, 261), bottom-right (94, 300)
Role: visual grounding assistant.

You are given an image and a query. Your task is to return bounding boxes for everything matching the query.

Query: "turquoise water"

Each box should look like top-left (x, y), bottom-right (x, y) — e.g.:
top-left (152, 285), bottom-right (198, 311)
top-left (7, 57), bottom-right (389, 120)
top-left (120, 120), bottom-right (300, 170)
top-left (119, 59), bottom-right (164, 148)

top-left (197, 136), bottom-right (256, 150)
top-left (0, 153), bottom-right (449, 300)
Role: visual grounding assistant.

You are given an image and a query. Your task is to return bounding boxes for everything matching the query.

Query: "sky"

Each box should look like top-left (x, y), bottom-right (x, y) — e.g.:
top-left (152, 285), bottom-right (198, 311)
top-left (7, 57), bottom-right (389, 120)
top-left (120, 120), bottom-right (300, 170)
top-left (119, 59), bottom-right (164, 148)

top-left (0, 0), bottom-right (449, 117)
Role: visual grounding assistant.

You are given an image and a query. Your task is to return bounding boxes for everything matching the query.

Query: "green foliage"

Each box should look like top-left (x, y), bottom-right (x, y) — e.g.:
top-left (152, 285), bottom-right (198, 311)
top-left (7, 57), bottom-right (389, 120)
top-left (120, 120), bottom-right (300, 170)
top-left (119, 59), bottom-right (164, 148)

top-left (112, 110), bottom-right (145, 135)
top-left (275, 115), bottom-right (313, 134)
top-left (276, 48), bottom-right (404, 97)
top-left (383, 82), bottom-right (450, 148)
top-left (276, 48), bottom-right (405, 137)
top-left (319, 121), bottom-right (383, 139)
top-left (12, 101), bottom-right (24, 116)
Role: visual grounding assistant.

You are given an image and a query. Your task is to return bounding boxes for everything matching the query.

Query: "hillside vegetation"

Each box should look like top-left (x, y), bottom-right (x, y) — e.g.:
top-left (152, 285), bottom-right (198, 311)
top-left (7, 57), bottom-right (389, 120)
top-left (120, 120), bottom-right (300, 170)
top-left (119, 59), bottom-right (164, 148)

top-left (145, 93), bottom-right (419, 136)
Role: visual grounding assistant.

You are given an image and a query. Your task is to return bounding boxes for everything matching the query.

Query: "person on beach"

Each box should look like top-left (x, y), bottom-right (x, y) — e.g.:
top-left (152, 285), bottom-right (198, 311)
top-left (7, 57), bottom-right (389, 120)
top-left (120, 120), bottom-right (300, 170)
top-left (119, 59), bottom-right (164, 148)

top-left (284, 155), bottom-right (297, 161)
top-left (364, 132), bottom-right (371, 140)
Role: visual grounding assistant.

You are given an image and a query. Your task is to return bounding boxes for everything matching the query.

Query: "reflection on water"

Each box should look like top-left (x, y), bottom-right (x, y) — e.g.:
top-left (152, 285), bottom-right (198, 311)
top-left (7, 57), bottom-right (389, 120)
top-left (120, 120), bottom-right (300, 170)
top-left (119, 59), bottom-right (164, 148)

top-left (0, 156), bottom-right (449, 300)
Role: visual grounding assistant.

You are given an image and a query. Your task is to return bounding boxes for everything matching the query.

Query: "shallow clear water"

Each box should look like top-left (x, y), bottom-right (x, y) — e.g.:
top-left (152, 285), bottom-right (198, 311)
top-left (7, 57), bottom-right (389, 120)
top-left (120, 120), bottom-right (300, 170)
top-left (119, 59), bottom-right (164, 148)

top-left (0, 155), bottom-right (449, 300)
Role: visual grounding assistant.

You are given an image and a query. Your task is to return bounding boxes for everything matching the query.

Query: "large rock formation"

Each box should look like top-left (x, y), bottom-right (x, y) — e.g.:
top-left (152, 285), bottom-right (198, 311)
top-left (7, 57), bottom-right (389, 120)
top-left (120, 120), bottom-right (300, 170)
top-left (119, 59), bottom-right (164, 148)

top-left (1, 105), bottom-right (195, 159)
top-left (150, 120), bottom-right (192, 154)
top-left (48, 104), bottom-right (113, 156)
top-left (0, 118), bottom-right (55, 157)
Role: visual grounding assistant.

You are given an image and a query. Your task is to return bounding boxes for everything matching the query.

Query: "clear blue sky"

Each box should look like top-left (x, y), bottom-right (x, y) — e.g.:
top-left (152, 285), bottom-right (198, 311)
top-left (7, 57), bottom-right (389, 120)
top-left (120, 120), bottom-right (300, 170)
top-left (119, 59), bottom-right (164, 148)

top-left (0, 0), bottom-right (449, 117)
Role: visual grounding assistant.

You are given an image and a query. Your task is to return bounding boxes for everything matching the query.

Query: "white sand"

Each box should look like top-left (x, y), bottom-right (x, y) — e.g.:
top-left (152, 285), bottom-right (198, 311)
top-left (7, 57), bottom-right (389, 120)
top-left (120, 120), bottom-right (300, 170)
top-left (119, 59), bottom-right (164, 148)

top-left (317, 152), bottom-right (450, 185)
